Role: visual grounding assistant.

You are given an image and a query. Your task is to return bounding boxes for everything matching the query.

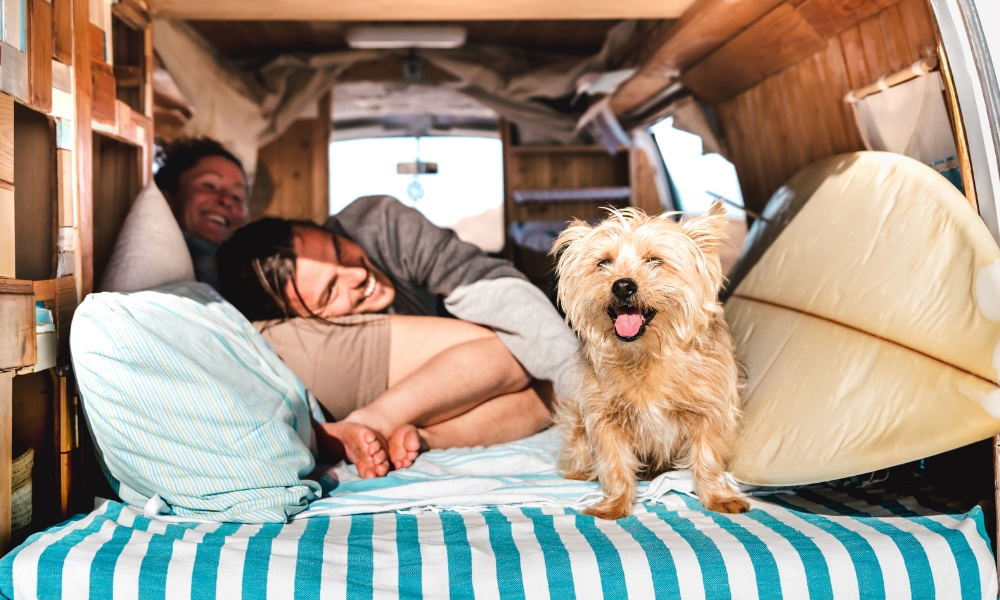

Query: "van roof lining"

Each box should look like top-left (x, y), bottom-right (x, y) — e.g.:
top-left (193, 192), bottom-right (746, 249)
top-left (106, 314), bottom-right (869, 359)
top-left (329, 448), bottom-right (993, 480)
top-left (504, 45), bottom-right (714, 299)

top-left (187, 20), bottom-right (659, 62)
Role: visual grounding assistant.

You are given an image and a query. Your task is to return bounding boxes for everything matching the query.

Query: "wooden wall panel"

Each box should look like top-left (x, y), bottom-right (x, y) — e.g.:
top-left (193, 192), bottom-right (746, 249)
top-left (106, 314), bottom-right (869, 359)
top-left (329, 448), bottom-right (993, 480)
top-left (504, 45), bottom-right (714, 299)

top-left (256, 95), bottom-right (331, 223)
top-left (75, 0), bottom-right (95, 296)
top-left (27, 0), bottom-right (52, 112)
top-left (89, 23), bottom-right (105, 63)
top-left (796, 0), bottom-right (896, 37)
top-left (12, 372), bottom-right (59, 531)
top-left (56, 149), bottom-right (74, 227)
top-left (1, 43), bottom-right (29, 102)
top-left (0, 94), bottom-right (13, 186)
top-left (0, 373), bottom-right (11, 554)
top-left (91, 61), bottom-right (117, 124)
top-left (13, 103), bottom-right (55, 281)
top-left (610, 0), bottom-right (785, 115)
top-left (0, 190), bottom-right (13, 278)
top-left (683, 4), bottom-right (827, 103)
top-left (0, 282), bottom-right (36, 372)
top-left (505, 146), bottom-right (630, 224)
top-left (52, 0), bottom-right (72, 64)
top-left (715, 0), bottom-right (937, 212)
top-left (91, 134), bottom-right (141, 288)
top-left (629, 147), bottom-right (662, 215)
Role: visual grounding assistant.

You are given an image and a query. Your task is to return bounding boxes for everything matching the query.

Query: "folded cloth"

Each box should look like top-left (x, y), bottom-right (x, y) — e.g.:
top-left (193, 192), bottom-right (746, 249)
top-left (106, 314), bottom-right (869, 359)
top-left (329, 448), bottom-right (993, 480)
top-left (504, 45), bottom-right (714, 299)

top-left (297, 429), bottom-right (744, 518)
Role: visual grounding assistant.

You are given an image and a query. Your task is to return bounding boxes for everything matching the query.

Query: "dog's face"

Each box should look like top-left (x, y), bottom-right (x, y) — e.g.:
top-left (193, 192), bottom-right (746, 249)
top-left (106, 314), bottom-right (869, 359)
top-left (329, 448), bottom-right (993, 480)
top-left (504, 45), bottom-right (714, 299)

top-left (553, 203), bottom-right (729, 353)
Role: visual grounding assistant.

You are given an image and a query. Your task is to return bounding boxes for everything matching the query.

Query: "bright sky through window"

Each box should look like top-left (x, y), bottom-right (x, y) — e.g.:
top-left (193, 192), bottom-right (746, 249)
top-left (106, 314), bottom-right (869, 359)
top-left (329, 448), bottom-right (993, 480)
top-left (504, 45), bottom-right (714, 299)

top-left (650, 117), bottom-right (745, 218)
top-left (330, 137), bottom-right (504, 251)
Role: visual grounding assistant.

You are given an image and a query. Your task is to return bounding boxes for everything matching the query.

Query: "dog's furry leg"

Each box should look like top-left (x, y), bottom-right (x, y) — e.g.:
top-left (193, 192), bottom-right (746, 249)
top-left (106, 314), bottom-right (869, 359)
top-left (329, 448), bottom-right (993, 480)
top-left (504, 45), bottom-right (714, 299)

top-left (556, 399), bottom-right (593, 481)
top-left (583, 420), bottom-right (639, 520)
top-left (690, 423), bottom-right (749, 514)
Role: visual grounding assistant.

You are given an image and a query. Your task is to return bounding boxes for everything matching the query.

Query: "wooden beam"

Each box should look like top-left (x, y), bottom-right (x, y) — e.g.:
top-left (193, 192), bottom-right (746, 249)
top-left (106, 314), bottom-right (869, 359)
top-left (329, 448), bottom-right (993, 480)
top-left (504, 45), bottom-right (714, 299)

top-left (0, 94), bottom-right (13, 187)
top-left (682, 4), bottom-right (826, 103)
top-left (311, 92), bottom-right (332, 224)
top-left (52, 0), bottom-right (72, 64)
top-left (89, 23), bottom-right (105, 63)
top-left (610, 0), bottom-right (785, 115)
top-left (150, 0), bottom-right (697, 20)
top-left (57, 149), bottom-right (74, 227)
top-left (796, 0), bottom-right (897, 37)
top-left (75, 0), bottom-right (95, 297)
top-left (111, 0), bottom-right (151, 30)
top-left (3, 0), bottom-right (23, 51)
top-left (0, 189), bottom-right (12, 278)
top-left (91, 61), bottom-right (116, 125)
top-left (1, 43), bottom-right (29, 103)
top-left (27, 0), bottom-right (53, 112)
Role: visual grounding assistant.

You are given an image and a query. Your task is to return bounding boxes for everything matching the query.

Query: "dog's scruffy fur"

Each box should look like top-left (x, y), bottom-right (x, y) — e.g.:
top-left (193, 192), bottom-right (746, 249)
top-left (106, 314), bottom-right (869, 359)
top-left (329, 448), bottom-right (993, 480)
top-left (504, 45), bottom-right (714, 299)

top-left (551, 202), bottom-right (748, 520)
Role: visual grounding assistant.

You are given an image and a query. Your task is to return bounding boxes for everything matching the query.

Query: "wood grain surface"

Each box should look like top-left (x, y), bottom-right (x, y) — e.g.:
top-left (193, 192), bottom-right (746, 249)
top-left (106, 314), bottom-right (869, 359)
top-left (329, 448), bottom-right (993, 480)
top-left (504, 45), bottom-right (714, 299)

top-left (714, 0), bottom-right (937, 212)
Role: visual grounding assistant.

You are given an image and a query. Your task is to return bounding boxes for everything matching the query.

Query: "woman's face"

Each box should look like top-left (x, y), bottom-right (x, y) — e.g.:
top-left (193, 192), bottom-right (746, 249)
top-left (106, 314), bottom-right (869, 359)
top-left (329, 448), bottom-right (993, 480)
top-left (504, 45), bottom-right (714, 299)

top-left (172, 155), bottom-right (248, 245)
top-left (285, 225), bottom-right (396, 318)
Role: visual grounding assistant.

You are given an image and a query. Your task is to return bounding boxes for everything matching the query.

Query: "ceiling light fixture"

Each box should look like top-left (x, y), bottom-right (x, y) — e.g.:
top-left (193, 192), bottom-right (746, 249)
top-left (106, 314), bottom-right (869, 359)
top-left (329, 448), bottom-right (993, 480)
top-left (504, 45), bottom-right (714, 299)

top-left (345, 26), bottom-right (467, 49)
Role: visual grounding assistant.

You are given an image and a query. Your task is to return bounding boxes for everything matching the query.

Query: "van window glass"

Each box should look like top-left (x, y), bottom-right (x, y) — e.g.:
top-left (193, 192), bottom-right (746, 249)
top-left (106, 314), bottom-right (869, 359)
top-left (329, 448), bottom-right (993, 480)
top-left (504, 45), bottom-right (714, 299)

top-left (330, 136), bottom-right (504, 252)
top-left (649, 117), bottom-right (745, 220)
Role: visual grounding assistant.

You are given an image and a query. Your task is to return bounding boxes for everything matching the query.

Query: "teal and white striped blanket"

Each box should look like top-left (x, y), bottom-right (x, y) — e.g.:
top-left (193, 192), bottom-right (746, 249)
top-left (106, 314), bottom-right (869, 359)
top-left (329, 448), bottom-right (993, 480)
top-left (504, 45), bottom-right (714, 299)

top-left (1, 426), bottom-right (996, 599)
top-left (298, 429), bottom-right (707, 518)
top-left (1, 486), bottom-right (994, 599)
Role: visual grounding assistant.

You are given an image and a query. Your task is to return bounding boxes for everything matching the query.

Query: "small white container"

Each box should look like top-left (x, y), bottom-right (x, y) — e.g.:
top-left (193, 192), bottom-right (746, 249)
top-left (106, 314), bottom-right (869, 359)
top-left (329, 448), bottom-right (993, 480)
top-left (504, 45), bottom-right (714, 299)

top-left (33, 305), bottom-right (56, 372)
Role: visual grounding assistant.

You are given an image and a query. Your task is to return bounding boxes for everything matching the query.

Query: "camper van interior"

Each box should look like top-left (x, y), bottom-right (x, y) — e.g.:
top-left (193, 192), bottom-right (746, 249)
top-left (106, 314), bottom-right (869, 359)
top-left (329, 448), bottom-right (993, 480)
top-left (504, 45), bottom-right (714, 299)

top-left (1, 0), bottom-right (999, 596)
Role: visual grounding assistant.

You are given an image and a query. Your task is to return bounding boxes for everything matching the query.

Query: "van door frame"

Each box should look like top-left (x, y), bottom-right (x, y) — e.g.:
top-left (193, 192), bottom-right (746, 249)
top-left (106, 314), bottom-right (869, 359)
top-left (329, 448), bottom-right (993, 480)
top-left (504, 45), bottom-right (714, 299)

top-left (930, 0), bottom-right (1000, 242)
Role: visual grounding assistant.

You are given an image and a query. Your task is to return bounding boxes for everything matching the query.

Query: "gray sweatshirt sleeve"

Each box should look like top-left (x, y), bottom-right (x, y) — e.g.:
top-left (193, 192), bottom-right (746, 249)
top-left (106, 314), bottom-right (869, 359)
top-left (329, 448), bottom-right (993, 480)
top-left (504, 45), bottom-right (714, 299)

top-left (328, 195), bottom-right (523, 296)
top-left (330, 196), bottom-right (580, 396)
top-left (444, 278), bottom-right (581, 399)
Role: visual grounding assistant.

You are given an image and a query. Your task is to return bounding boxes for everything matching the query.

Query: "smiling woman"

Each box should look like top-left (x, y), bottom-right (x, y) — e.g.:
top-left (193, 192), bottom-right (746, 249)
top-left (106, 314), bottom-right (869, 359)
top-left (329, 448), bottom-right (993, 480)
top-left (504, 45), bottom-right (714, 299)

top-left (153, 138), bottom-right (250, 288)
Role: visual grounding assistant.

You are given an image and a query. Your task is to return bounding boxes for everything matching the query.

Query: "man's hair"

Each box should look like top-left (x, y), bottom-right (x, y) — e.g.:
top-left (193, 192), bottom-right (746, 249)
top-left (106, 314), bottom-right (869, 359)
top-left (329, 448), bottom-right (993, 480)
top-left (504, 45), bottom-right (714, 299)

top-left (154, 138), bottom-right (246, 197)
top-left (216, 217), bottom-right (326, 322)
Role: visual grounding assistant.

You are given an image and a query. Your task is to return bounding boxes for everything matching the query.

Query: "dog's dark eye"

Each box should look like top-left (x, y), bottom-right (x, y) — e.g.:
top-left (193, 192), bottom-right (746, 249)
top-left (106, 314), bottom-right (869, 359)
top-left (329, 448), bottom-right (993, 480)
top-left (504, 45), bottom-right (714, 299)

top-left (645, 257), bottom-right (663, 266)
top-left (597, 259), bottom-right (613, 268)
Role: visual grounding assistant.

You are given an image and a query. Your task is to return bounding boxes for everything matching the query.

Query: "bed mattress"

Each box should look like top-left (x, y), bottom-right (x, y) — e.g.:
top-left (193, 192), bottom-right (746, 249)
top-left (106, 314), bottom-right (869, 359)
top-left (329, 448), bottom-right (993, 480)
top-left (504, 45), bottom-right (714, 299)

top-left (1, 485), bottom-right (994, 599)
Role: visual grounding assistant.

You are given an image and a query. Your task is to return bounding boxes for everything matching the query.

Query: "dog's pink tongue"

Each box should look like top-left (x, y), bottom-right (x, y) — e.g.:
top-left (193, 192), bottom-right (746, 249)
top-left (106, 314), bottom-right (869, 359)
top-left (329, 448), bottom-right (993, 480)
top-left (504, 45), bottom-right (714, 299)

top-left (615, 309), bottom-right (643, 337)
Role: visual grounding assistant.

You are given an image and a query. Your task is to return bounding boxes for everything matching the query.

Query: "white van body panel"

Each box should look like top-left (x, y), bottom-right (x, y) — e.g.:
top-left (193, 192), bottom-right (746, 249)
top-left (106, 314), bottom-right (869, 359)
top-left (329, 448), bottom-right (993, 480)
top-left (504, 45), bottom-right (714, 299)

top-left (932, 0), bottom-right (1000, 244)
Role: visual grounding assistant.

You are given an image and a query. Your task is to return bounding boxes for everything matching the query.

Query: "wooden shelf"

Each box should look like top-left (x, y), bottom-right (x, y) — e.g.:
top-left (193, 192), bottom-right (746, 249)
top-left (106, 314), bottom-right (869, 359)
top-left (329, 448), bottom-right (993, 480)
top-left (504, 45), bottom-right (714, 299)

top-left (510, 144), bottom-right (611, 155)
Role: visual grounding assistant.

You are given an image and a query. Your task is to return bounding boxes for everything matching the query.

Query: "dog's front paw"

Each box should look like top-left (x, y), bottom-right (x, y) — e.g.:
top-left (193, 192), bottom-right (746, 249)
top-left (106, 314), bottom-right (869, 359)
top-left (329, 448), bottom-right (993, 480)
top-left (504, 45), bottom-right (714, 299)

top-left (702, 493), bottom-right (750, 514)
top-left (583, 496), bottom-right (633, 520)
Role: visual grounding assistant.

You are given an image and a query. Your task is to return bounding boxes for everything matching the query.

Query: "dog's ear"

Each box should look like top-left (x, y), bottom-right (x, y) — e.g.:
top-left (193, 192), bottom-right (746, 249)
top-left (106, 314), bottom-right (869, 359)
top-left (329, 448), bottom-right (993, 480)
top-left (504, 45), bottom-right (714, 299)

top-left (550, 220), bottom-right (592, 259)
top-left (682, 201), bottom-right (729, 255)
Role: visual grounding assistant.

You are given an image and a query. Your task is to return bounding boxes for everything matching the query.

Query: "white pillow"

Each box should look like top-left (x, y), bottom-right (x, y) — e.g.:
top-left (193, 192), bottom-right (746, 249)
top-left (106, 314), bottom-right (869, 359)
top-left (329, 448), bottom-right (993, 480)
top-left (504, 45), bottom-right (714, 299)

top-left (99, 181), bottom-right (195, 292)
top-left (71, 282), bottom-right (320, 522)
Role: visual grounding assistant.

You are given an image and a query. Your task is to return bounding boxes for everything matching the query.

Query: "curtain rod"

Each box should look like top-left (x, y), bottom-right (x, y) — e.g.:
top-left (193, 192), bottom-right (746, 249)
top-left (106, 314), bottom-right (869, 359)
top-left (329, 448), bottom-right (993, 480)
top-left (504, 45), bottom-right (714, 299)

top-left (845, 55), bottom-right (939, 103)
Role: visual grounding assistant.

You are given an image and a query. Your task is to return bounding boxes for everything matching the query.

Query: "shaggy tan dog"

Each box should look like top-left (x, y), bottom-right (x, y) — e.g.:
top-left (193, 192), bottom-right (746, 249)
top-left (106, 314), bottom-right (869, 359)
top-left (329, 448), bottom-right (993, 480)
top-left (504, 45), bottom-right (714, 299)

top-left (552, 202), bottom-right (749, 520)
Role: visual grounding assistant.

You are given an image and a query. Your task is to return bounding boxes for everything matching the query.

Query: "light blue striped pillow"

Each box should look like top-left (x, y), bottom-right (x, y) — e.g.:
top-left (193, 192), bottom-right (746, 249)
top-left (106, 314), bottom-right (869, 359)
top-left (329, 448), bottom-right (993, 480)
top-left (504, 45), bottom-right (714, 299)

top-left (70, 282), bottom-right (321, 522)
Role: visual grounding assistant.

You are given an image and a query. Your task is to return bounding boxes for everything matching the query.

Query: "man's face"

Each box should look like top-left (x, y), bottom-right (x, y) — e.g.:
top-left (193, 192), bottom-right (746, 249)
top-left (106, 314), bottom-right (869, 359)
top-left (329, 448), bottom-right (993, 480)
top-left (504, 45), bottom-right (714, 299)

top-left (286, 226), bottom-right (396, 318)
top-left (172, 155), bottom-right (248, 245)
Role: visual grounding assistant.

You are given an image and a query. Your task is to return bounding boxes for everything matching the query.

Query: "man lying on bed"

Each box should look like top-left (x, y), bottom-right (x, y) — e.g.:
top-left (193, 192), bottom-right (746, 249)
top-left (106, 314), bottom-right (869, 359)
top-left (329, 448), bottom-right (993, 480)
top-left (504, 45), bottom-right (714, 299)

top-left (216, 197), bottom-right (580, 479)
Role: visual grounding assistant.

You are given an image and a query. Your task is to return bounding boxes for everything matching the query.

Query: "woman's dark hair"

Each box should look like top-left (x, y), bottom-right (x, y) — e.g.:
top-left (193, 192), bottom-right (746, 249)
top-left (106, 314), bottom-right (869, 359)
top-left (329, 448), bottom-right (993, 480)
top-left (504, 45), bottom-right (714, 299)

top-left (216, 217), bottom-right (326, 322)
top-left (154, 138), bottom-right (246, 197)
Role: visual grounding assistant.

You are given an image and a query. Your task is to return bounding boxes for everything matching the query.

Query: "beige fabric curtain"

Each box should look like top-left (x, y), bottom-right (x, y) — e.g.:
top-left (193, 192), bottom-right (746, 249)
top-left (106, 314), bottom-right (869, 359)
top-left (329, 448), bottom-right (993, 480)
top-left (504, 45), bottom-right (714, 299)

top-left (153, 19), bottom-right (641, 172)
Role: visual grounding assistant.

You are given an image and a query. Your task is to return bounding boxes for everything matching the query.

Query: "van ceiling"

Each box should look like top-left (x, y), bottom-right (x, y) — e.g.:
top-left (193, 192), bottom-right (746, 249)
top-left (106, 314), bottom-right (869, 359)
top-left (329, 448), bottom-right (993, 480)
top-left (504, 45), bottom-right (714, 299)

top-left (154, 0), bottom-right (694, 21)
top-left (179, 19), bottom-right (670, 141)
top-left (188, 20), bottom-right (635, 61)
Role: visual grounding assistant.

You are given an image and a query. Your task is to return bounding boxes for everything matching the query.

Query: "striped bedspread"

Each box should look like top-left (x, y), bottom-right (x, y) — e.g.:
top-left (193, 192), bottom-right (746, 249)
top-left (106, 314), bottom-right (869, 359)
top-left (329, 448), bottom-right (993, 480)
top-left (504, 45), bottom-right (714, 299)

top-left (1, 486), bottom-right (995, 599)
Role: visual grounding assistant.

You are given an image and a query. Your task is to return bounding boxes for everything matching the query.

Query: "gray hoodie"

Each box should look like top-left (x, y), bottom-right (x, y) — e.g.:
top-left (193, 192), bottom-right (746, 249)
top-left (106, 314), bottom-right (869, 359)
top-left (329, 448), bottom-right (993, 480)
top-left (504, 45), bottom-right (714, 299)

top-left (326, 195), bottom-right (580, 398)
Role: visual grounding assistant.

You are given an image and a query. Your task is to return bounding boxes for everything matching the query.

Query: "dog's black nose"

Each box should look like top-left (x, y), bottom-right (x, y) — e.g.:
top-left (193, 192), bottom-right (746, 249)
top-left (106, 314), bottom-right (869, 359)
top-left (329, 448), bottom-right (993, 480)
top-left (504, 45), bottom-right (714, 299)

top-left (612, 278), bottom-right (637, 299)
